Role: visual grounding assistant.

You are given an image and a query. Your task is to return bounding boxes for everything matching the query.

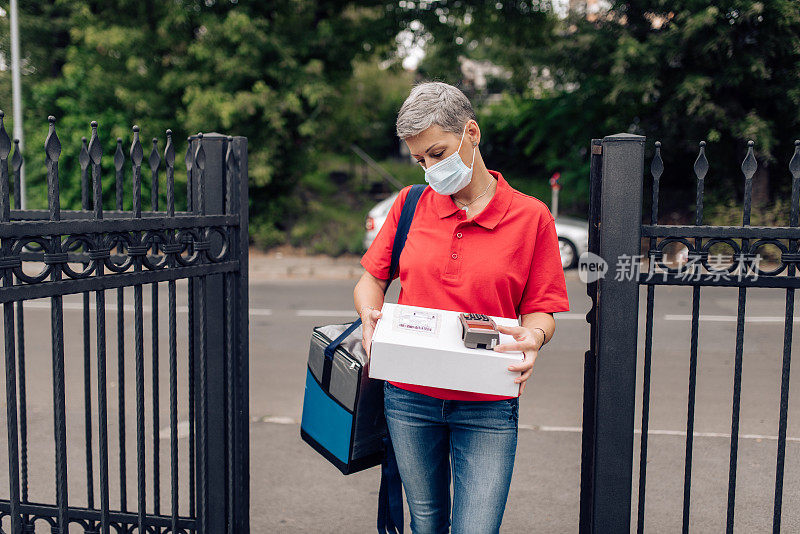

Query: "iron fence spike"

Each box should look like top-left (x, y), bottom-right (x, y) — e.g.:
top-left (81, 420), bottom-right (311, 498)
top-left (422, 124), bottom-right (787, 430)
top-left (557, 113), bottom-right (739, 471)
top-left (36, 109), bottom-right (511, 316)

top-left (79, 137), bottom-right (90, 169)
top-left (0, 110), bottom-right (10, 159)
top-left (693, 141), bottom-right (708, 181)
top-left (185, 137), bottom-right (194, 172)
top-left (195, 133), bottom-right (206, 171)
top-left (44, 116), bottom-right (62, 162)
top-left (789, 140), bottom-right (800, 179)
top-left (149, 138), bottom-right (161, 170)
top-left (789, 140), bottom-right (800, 228)
top-left (741, 140), bottom-right (757, 180)
top-left (165, 130), bottom-right (175, 167)
top-left (741, 141), bottom-right (756, 226)
top-left (88, 122), bottom-right (102, 165)
top-left (131, 126), bottom-right (143, 218)
top-left (649, 141), bottom-right (663, 225)
top-left (225, 137), bottom-right (238, 215)
top-left (45, 116), bottom-right (61, 220)
top-left (114, 138), bottom-right (125, 171)
top-left (80, 137), bottom-right (90, 211)
top-left (693, 141), bottom-right (708, 226)
top-left (130, 126), bottom-right (143, 166)
top-left (0, 111), bottom-right (9, 222)
top-left (11, 139), bottom-right (22, 173)
top-left (165, 130), bottom-right (175, 217)
top-left (650, 141), bottom-right (663, 180)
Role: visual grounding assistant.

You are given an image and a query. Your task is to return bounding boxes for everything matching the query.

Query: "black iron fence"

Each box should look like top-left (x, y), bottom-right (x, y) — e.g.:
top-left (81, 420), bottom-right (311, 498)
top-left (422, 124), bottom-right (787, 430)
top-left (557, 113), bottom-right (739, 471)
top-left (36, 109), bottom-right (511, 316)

top-left (0, 112), bottom-right (249, 533)
top-left (580, 134), bottom-right (799, 533)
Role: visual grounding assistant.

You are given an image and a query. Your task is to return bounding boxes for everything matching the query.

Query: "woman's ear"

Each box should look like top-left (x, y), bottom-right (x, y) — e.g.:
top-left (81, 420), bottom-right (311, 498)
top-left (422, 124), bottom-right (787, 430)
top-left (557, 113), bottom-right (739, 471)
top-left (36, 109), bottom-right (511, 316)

top-left (468, 120), bottom-right (480, 147)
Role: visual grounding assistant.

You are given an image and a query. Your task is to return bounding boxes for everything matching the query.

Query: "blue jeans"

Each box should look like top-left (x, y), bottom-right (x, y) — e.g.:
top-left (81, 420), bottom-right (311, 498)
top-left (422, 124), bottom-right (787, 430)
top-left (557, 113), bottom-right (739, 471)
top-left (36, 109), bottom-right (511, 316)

top-left (383, 381), bottom-right (518, 534)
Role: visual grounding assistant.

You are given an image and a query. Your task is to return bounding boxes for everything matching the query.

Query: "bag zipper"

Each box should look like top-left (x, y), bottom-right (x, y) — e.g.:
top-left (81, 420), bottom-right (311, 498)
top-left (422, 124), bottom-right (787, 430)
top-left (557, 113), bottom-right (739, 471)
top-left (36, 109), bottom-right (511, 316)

top-left (312, 329), bottom-right (362, 370)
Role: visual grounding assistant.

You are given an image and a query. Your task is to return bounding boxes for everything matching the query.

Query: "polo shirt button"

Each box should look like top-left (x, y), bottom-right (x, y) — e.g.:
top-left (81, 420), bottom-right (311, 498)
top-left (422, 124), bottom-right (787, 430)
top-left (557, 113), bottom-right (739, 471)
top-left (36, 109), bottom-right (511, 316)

top-left (457, 213), bottom-right (464, 220)
top-left (451, 253), bottom-right (458, 259)
top-left (456, 232), bottom-right (463, 239)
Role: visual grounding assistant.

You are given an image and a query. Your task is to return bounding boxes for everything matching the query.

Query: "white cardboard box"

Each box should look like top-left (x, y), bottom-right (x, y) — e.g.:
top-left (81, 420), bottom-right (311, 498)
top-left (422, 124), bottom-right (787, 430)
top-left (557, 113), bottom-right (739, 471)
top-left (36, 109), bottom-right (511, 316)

top-left (368, 303), bottom-right (524, 397)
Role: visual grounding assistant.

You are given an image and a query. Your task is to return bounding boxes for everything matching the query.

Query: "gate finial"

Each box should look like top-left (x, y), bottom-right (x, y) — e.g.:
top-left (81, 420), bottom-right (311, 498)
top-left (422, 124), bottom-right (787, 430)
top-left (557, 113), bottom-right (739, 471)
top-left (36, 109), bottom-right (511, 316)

top-left (114, 138), bottom-right (125, 171)
top-left (11, 139), bottom-right (22, 173)
top-left (225, 136), bottom-right (238, 214)
top-left (194, 133), bottom-right (206, 215)
top-left (45, 116), bottom-right (62, 220)
top-left (649, 141), bottom-right (663, 225)
top-left (184, 135), bottom-right (194, 172)
top-left (0, 110), bottom-right (10, 222)
top-left (11, 139), bottom-right (22, 210)
top-left (149, 138), bottom-right (161, 172)
top-left (45, 116), bottom-right (61, 160)
top-left (165, 130), bottom-right (175, 217)
top-left (89, 121), bottom-right (102, 165)
top-left (130, 125), bottom-right (143, 165)
top-left (693, 141), bottom-right (708, 181)
top-left (131, 125), bottom-right (143, 218)
top-left (79, 137), bottom-right (89, 169)
top-left (0, 110), bottom-right (10, 160)
top-left (789, 140), bottom-right (800, 181)
top-left (89, 121), bottom-right (103, 218)
top-left (741, 140), bottom-right (756, 226)
top-left (693, 141), bottom-right (708, 226)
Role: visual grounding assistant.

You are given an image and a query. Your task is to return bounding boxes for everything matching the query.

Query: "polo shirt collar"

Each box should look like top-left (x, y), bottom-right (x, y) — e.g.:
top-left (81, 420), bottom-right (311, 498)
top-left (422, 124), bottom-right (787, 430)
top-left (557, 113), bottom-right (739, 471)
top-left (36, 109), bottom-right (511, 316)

top-left (432, 169), bottom-right (512, 230)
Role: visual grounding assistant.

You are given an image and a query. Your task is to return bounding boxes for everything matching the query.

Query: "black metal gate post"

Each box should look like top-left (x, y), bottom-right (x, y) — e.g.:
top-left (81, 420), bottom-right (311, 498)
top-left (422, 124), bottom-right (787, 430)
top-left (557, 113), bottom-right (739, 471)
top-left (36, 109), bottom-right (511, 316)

top-left (580, 133), bottom-right (646, 533)
top-left (0, 115), bottom-right (249, 533)
top-left (581, 134), bottom-right (800, 532)
top-left (189, 132), bottom-right (250, 533)
top-left (232, 134), bottom-right (251, 534)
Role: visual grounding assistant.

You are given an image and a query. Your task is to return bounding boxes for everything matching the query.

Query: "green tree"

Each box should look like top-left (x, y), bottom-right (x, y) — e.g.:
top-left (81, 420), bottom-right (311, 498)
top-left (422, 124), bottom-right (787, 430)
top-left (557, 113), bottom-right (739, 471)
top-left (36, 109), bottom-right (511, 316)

top-left (540, 1), bottom-right (800, 209)
top-left (1, 1), bottom-right (405, 246)
top-left (0, 1), bottom-right (74, 207)
top-left (322, 60), bottom-right (415, 159)
top-left (396, 1), bottom-right (800, 214)
top-left (394, 1), bottom-right (557, 99)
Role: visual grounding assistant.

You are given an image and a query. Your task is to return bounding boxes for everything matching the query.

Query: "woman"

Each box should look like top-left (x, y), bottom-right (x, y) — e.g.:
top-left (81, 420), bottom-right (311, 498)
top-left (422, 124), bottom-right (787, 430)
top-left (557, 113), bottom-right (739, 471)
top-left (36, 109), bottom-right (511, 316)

top-left (353, 81), bottom-right (570, 533)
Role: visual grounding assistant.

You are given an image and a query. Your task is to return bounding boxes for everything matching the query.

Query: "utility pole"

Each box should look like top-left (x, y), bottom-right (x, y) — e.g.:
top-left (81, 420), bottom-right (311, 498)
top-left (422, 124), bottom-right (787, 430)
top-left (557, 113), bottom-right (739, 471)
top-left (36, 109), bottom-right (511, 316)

top-left (10, 0), bottom-right (26, 208)
top-left (550, 172), bottom-right (561, 218)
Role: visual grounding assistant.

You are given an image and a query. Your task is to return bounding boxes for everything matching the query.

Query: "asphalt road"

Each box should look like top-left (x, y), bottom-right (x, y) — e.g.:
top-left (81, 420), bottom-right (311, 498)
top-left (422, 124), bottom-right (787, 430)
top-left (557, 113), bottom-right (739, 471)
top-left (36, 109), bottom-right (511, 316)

top-left (1, 272), bottom-right (800, 532)
top-left (250, 275), bottom-right (800, 533)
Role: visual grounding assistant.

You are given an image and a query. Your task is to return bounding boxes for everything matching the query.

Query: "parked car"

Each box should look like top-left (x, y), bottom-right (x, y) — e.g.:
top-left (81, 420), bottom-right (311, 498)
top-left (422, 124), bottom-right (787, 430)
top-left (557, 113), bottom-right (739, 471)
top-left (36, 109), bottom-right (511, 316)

top-left (364, 192), bottom-right (589, 269)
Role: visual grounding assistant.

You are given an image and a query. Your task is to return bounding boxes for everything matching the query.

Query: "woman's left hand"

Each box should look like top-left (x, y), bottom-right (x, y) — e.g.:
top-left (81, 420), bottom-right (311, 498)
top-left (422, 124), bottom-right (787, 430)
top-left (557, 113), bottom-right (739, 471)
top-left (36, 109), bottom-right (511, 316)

top-left (493, 325), bottom-right (542, 395)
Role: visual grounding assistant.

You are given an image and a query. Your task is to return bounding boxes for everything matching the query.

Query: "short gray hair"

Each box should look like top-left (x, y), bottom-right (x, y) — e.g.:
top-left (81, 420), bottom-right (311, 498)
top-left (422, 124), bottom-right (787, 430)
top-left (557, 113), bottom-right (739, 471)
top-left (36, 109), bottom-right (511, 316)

top-left (396, 81), bottom-right (477, 139)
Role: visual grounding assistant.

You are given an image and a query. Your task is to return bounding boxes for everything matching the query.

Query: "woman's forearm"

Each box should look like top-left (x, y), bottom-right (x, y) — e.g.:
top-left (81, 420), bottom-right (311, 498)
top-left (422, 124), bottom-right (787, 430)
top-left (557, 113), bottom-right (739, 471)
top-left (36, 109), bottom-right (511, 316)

top-left (519, 312), bottom-right (555, 350)
top-left (353, 272), bottom-right (388, 320)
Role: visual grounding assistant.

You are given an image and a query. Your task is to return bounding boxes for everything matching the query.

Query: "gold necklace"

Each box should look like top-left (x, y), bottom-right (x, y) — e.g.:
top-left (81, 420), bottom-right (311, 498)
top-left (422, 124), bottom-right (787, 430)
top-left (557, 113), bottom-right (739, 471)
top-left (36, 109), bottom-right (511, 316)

top-left (454, 178), bottom-right (494, 213)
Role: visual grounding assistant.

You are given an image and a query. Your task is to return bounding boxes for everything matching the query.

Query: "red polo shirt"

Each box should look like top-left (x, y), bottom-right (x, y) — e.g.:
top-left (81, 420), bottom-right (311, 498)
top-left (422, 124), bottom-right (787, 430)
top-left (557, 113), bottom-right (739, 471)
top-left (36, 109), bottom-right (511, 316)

top-left (361, 169), bottom-right (570, 401)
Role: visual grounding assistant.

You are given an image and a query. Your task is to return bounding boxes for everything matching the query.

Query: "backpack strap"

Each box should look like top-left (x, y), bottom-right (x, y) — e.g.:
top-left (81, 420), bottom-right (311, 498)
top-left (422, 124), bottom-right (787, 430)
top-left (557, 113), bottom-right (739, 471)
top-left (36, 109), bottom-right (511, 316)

top-left (324, 184), bottom-right (427, 361)
top-left (376, 183), bottom-right (425, 534)
top-left (377, 433), bottom-right (404, 534)
top-left (386, 183), bottom-right (426, 286)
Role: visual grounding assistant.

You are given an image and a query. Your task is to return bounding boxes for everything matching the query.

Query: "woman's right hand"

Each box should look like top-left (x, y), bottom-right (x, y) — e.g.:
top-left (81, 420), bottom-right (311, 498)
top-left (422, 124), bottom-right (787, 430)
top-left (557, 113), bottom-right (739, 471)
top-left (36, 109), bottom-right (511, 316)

top-left (361, 308), bottom-right (383, 359)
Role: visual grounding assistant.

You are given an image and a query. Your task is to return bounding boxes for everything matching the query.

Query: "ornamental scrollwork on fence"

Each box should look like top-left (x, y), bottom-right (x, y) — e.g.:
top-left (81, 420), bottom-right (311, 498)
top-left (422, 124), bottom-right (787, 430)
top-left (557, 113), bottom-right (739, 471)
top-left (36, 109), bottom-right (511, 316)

top-left (0, 227), bottom-right (232, 287)
top-left (638, 139), bottom-right (800, 286)
top-left (645, 236), bottom-right (800, 279)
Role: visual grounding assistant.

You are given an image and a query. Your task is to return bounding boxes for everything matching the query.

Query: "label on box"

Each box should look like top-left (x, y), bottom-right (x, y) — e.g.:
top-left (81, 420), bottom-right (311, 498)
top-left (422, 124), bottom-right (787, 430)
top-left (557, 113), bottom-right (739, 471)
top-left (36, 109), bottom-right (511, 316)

top-left (392, 306), bottom-right (441, 337)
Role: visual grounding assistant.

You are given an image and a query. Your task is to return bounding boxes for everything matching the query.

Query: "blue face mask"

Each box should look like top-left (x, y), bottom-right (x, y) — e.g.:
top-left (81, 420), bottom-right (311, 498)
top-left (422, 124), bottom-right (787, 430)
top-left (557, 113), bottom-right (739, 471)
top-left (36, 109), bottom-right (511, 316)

top-left (423, 125), bottom-right (476, 195)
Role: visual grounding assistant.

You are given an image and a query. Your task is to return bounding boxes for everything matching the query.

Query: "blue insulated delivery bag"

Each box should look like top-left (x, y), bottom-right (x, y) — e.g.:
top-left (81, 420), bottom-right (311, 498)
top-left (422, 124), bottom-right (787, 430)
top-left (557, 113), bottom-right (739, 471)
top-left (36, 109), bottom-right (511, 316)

top-left (300, 183), bottom-right (426, 474)
top-left (302, 321), bottom-right (384, 473)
